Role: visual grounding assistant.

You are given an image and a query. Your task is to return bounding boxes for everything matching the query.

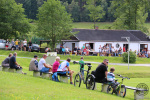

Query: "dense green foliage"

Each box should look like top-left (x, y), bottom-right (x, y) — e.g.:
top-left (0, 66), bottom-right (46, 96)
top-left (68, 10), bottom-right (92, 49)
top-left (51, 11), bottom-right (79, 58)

top-left (37, 0), bottom-right (73, 50)
top-left (122, 52), bottom-right (137, 63)
top-left (0, 0), bottom-right (31, 39)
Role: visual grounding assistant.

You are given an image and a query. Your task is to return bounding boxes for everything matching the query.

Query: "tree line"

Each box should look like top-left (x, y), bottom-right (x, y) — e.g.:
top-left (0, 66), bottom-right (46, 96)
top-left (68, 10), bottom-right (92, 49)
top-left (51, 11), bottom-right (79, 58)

top-left (15, 0), bottom-right (150, 23)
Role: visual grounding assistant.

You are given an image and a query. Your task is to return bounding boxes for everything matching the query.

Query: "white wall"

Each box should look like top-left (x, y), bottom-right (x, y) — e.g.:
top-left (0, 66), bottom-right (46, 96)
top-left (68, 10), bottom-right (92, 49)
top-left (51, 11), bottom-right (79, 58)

top-left (56, 42), bottom-right (79, 51)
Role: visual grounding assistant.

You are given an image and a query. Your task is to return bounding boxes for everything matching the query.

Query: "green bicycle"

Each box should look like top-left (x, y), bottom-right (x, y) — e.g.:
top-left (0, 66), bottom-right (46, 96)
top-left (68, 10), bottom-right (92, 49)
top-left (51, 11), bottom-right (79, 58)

top-left (107, 74), bottom-right (130, 97)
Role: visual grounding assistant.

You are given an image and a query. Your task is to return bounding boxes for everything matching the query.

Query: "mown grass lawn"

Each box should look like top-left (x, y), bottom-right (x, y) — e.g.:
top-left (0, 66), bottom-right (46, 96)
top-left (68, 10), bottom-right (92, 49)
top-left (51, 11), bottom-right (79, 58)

top-left (0, 52), bottom-right (150, 100)
top-left (0, 50), bottom-right (150, 64)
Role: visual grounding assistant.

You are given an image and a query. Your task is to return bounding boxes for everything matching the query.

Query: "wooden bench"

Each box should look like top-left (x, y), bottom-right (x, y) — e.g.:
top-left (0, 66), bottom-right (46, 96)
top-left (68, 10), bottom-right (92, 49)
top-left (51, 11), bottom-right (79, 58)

top-left (125, 86), bottom-right (148, 100)
top-left (33, 70), bottom-right (41, 77)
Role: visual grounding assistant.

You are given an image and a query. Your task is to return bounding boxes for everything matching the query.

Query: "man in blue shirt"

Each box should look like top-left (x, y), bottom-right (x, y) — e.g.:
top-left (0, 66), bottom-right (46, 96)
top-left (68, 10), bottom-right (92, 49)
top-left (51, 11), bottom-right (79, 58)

top-left (57, 58), bottom-right (74, 84)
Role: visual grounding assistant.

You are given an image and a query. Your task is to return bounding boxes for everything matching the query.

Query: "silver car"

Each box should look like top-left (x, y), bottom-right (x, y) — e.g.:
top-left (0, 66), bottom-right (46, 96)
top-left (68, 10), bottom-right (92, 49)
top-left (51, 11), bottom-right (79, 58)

top-left (0, 39), bottom-right (12, 49)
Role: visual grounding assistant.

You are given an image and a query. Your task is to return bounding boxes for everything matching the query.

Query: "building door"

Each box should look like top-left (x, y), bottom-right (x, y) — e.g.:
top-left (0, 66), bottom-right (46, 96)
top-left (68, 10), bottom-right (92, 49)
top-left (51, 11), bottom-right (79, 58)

top-left (123, 44), bottom-right (128, 52)
top-left (72, 43), bottom-right (75, 51)
top-left (140, 44), bottom-right (148, 52)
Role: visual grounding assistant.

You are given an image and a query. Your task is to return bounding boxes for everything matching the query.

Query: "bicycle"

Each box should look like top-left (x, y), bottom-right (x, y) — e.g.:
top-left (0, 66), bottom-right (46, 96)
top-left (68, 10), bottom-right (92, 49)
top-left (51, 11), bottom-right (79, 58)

top-left (73, 61), bottom-right (92, 88)
top-left (107, 74), bottom-right (130, 97)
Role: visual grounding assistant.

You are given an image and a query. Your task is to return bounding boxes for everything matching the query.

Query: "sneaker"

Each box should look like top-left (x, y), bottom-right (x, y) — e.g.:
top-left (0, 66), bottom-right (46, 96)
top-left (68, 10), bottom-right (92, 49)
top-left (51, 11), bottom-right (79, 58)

top-left (70, 82), bottom-right (73, 84)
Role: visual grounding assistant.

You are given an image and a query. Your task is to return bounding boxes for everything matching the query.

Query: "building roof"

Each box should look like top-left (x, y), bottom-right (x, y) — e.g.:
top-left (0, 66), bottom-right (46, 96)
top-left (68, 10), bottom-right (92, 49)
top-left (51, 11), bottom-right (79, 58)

top-left (69, 29), bottom-right (150, 42)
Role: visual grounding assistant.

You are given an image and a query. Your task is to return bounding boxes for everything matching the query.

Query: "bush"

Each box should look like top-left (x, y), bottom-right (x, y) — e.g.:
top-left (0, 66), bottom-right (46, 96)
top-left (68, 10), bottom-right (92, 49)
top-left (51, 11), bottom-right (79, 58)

top-left (122, 51), bottom-right (136, 63)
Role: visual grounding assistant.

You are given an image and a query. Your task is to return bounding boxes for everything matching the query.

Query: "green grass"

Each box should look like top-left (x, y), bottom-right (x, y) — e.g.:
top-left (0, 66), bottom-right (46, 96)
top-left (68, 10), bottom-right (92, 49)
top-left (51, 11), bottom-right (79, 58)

top-left (0, 50), bottom-right (150, 64)
top-left (0, 54), bottom-right (150, 99)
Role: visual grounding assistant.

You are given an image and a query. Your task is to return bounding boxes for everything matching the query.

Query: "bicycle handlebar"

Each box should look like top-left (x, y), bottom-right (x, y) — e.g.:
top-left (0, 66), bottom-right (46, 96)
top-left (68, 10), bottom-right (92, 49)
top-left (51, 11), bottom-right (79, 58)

top-left (117, 74), bottom-right (130, 80)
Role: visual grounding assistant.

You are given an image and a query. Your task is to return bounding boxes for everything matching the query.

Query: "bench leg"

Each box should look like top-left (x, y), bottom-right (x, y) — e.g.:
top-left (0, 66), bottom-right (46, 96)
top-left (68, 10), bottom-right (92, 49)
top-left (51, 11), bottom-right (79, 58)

top-left (101, 84), bottom-right (109, 93)
top-left (2, 67), bottom-right (9, 72)
top-left (60, 76), bottom-right (68, 83)
top-left (134, 90), bottom-right (144, 100)
top-left (0, 67), bottom-right (2, 71)
top-left (33, 72), bottom-right (41, 77)
top-left (8, 68), bottom-right (16, 73)
top-left (42, 73), bottom-right (49, 79)
top-left (49, 74), bottom-right (52, 80)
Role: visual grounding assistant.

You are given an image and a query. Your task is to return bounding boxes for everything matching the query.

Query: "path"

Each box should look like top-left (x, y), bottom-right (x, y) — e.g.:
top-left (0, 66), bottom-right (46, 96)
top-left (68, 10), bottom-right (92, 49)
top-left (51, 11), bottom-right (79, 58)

top-left (0, 55), bottom-right (150, 66)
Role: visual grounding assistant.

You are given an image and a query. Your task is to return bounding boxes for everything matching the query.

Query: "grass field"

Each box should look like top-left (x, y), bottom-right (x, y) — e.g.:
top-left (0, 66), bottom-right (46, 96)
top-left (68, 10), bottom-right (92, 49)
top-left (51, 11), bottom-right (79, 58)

top-left (0, 51), bottom-right (150, 100)
top-left (72, 22), bottom-right (150, 33)
top-left (0, 50), bottom-right (150, 64)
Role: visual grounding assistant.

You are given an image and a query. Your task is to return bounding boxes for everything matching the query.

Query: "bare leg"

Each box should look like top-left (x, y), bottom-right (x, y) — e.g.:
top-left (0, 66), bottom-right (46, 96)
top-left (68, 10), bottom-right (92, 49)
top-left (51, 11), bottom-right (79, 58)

top-left (69, 70), bottom-right (74, 83)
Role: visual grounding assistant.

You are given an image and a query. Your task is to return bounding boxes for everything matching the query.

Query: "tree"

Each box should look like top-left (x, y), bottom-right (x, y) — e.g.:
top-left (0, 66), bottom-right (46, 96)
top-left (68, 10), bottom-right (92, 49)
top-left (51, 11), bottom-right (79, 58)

top-left (85, 0), bottom-right (105, 29)
top-left (110, 0), bottom-right (150, 34)
top-left (37, 0), bottom-right (73, 51)
top-left (0, 0), bottom-right (31, 39)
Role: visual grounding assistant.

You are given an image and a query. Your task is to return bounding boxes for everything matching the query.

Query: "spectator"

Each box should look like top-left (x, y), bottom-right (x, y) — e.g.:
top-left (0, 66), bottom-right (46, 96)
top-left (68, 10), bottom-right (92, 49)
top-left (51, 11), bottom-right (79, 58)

top-left (83, 47), bottom-right (87, 55)
top-left (77, 47), bottom-right (81, 55)
top-left (91, 59), bottom-right (108, 83)
top-left (86, 47), bottom-right (90, 56)
top-left (65, 47), bottom-right (69, 55)
top-left (11, 39), bottom-right (15, 51)
top-left (62, 47), bottom-right (66, 55)
top-left (28, 40), bottom-right (32, 52)
top-left (9, 52), bottom-right (22, 70)
top-left (2, 53), bottom-right (13, 67)
top-left (52, 57), bottom-right (60, 73)
top-left (57, 58), bottom-right (74, 84)
top-left (29, 55), bottom-right (38, 71)
top-left (45, 47), bottom-right (50, 53)
top-left (111, 47), bottom-right (115, 56)
top-left (118, 47), bottom-right (122, 56)
top-left (5, 39), bottom-right (9, 50)
top-left (60, 44), bottom-right (63, 54)
top-left (82, 44), bottom-right (85, 49)
top-left (38, 54), bottom-right (52, 73)
top-left (15, 39), bottom-right (19, 50)
top-left (79, 56), bottom-right (84, 79)
top-left (74, 46), bottom-right (77, 55)
top-left (123, 46), bottom-right (126, 52)
top-left (23, 39), bottom-right (27, 51)
top-left (114, 49), bottom-right (118, 56)
top-left (99, 45), bottom-right (102, 56)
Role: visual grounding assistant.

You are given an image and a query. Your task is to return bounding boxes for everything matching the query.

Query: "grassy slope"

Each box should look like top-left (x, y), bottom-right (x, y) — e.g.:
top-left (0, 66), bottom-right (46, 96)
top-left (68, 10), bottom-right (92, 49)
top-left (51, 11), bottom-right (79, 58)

top-left (0, 50), bottom-right (150, 64)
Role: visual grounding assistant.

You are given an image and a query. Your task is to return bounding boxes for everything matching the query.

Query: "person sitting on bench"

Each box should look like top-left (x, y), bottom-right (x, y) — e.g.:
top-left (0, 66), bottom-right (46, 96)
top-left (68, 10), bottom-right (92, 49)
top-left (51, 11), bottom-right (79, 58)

top-left (2, 53), bottom-right (13, 67)
top-left (38, 54), bottom-right (52, 73)
top-left (107, 67), bottom-right (118, 90)
top-left (29, 55), bottom-right (38, 71)
top-left (92, 59), bottom-right (108, 83)
top-left (57, 58), bottom-right (74, 84)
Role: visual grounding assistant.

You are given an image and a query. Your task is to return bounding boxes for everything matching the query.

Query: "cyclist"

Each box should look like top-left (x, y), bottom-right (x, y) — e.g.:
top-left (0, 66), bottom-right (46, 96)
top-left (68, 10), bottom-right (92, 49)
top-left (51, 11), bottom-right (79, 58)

top-left (92, 59), bottom-right (108, 83)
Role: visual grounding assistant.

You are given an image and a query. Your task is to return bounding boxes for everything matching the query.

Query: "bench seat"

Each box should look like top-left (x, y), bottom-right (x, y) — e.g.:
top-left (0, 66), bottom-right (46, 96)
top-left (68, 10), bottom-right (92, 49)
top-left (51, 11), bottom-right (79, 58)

top-left (33, 70), bottom-right (41, 77)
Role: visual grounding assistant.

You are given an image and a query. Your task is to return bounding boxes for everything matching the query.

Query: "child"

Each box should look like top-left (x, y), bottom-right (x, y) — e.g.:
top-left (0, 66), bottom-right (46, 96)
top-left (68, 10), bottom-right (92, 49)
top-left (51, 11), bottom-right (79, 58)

top-left (107, 67), bottom-right (118, 90)
top-left (79, 57), bottom-right (84, 79)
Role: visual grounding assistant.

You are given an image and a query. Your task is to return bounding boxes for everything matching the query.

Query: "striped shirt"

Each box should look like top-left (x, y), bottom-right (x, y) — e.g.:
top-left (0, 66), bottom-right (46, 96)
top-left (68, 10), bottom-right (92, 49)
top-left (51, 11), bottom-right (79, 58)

top-left (107, 72), bottom-right (115, 82)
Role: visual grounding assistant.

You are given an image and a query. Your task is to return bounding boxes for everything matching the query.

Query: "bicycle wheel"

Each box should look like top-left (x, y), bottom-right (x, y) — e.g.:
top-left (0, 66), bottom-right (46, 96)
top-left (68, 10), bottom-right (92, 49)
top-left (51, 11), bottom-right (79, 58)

top-left (86, 75), bottom-right (95, 90)
top-left (74, 74), bottom-right (81, 87)
top-left (117, 85), bottom-right (126, 97)
top-left (107, 85), bottom-right (113, 94)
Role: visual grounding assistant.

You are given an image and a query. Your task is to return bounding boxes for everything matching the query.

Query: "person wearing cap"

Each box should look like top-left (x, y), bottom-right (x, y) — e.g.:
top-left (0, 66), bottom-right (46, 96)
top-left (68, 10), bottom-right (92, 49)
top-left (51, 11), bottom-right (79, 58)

top-left (57, 58), bottom-right (74, 84)
top-left (38, 54), bottom-right (52, 73)
top-left (29, 55), bottom-right (38, 71)
top-left (92, 59), bottom-right (108, 83)
top-left (2, 53), bottom-right (13, 67)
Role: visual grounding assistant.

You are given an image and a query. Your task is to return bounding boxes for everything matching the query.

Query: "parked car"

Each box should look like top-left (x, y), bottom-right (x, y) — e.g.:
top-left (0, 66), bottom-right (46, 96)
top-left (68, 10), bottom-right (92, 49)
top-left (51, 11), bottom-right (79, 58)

top-left (31, 44), bottom-right (40, 52)
top-left (0, 39), bottom-right (12, 50)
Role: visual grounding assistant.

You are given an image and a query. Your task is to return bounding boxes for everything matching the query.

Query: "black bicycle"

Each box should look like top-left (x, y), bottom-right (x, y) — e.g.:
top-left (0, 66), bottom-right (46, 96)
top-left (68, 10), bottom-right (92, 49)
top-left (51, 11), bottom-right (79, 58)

top-left (73, 61), bottom-right (92, 88)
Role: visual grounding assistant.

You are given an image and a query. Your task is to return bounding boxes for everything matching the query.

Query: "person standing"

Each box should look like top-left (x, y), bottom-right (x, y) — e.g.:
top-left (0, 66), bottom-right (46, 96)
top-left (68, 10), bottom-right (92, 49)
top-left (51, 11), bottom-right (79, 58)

top-left (23, 39), bottom-right (27, 51)
top-left (5, 39), bottom-right (9, 50)
top-left (28, 40), bottom-right (32, 52)
top-left (11, 39), bottom-right (15, 51)
top-left (15, 39), bottom-right (19, 50)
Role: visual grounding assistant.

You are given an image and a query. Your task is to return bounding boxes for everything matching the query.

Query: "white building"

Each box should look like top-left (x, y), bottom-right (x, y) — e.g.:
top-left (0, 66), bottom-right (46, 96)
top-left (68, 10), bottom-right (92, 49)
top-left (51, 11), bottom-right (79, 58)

top-left (57, 29), bottom-right (150, 53)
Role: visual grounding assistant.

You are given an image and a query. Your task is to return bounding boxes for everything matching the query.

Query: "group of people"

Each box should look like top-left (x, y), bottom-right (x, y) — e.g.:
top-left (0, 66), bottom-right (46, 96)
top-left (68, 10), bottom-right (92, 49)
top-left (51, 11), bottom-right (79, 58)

top-left (5, 39), bottom-right (33, 52)
top-left (29, 54), bottom-right (74, 84)
top-left (2, 53), bottom-right (26, 74)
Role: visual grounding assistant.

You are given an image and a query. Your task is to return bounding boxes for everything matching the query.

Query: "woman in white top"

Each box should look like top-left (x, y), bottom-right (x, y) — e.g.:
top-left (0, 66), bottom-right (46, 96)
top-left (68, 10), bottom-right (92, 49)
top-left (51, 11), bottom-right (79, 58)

top-left (23, 39), bottom-right (27, 51)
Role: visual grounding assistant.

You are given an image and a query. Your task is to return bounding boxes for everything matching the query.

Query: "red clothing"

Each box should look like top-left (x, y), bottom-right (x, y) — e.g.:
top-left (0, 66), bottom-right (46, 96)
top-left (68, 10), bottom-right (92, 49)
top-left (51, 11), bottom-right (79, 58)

top-left (123, 47), bottom-right (126, 52)
top-left (83, 48), bottom-right (86, 52)
top-left (52, 61), bottom-right (60, 73)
